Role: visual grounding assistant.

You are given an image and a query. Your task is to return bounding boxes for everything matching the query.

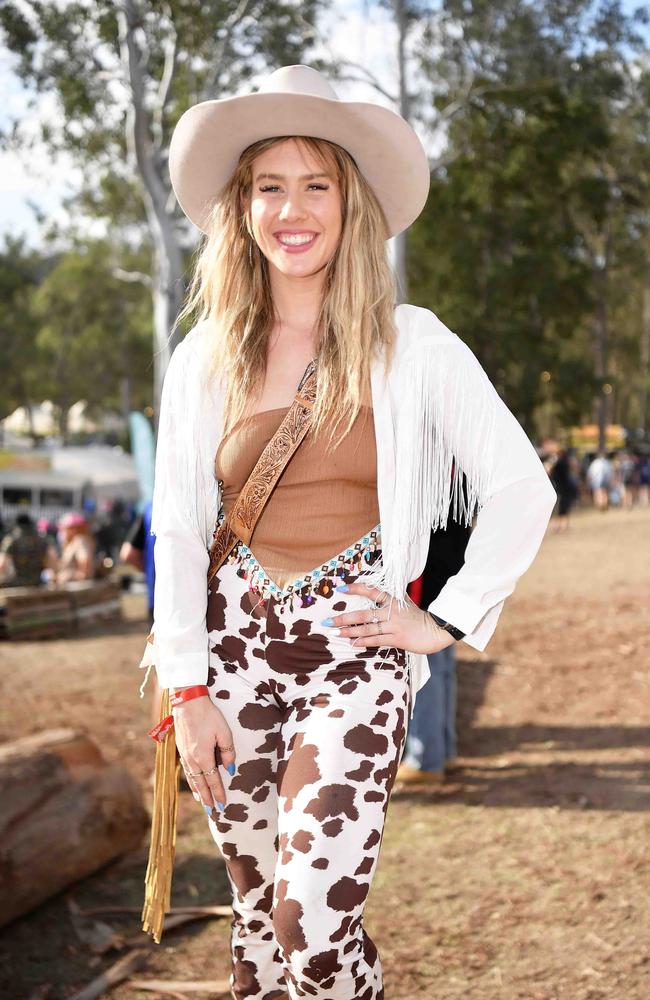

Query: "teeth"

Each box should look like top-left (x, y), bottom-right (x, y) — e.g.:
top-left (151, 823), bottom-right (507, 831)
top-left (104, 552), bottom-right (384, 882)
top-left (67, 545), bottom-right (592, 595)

top-left (278, 233), bottom-right (314, 245)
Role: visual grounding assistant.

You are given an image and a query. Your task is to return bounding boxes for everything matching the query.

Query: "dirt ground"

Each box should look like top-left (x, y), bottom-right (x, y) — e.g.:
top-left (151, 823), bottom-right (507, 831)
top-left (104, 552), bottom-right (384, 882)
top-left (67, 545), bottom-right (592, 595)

top-left (1, 504), bottom-right (648, 1000)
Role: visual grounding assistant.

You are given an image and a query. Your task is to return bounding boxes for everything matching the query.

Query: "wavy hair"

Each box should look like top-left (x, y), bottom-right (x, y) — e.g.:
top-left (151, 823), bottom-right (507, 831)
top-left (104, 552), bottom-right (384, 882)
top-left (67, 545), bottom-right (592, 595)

top-left (174, 135), bottom-right (397, 448)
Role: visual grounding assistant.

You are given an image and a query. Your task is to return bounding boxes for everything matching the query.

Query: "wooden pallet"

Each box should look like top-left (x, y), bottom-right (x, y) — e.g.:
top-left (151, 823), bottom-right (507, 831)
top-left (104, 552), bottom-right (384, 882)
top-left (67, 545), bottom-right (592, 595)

top-left (0, 579), bottom-right (122, 640)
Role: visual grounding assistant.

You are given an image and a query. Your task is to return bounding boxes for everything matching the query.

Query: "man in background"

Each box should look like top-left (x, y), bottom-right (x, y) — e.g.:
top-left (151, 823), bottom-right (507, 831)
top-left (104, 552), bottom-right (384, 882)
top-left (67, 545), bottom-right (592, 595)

top-left (398, 512), bottom-right (472, 786)
top-left (0, 513), bottom-right (53, 587)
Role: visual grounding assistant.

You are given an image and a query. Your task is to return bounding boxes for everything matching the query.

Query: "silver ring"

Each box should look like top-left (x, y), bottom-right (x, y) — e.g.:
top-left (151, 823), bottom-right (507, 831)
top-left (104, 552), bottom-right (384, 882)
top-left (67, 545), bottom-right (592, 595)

top-left (186, 767), bottom-right (204, 778)
top-left (371, 613), bottom-right (380, 624)
top-left (201, 765), bottom-right (219, 776)
top-left (378, 620), bottom-right (383, 635)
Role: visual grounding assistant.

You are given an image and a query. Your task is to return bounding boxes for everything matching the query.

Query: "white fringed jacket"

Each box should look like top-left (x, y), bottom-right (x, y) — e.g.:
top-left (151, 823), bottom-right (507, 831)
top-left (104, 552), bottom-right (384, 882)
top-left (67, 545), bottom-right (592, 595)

top-left (145, 303), bottom-right (557, 712)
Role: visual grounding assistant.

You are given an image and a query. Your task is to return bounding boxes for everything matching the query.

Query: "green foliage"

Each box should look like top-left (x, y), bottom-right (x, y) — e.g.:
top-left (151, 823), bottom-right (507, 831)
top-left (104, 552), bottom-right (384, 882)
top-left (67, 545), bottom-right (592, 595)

top-left (0, 237), bottom-right (48, 422)
top-left (410, 0), bottom-right (650, 437)
top-left (31, 241), bottom-right (153, 434)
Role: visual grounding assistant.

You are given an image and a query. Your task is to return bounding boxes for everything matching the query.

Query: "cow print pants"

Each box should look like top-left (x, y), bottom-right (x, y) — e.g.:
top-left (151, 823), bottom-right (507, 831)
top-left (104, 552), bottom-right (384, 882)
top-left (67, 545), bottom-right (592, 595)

top-left (204, 532), bottom-right (411, 999)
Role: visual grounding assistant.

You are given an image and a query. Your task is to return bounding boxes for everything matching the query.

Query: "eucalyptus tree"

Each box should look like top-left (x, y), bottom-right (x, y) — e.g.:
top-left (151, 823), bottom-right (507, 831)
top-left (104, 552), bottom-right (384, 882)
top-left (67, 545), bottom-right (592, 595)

top-left (1, 0), bottom-right (325, 414)
top-left (408, 0), bottom-right (650, 442)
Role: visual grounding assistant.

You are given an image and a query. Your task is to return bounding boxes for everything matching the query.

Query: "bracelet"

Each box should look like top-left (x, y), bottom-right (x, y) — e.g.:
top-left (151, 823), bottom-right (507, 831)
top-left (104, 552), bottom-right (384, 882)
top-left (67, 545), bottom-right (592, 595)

top-left (170, 685), bottom-right (209, 708)
top-left (428, 612), bottom-right (465, 641)
top-left (148, 686), bottom-right (210, 742)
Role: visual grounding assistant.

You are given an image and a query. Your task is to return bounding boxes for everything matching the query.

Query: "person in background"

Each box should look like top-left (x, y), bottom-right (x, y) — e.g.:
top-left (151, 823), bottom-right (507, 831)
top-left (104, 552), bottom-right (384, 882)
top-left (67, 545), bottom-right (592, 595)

top-left (0, 513), bottom-right (55, 587)
top-left (56, 512), bottom-right (96, 583)
top-left (397, 514), bottom-right (473, 786)
top-left (549, 447), bottom-right (579, 533)
top-left (586, 451), bottom-right (613, 510)
top-left (120, 500), bottom-right (156, 624)
top-left (619, 451), bottom-right (636, 509)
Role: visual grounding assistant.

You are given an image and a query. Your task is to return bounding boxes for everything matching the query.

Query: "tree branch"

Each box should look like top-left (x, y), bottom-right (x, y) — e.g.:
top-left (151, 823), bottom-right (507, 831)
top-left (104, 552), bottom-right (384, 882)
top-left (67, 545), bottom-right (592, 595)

top-left (112, 267), bottom-right (152, 288)
top-left (200, 0), bottom-right (259, 102)
top-left (335, 61), bottom-right (399, 105)
top-left (152, 3), bottom-right (177, 151)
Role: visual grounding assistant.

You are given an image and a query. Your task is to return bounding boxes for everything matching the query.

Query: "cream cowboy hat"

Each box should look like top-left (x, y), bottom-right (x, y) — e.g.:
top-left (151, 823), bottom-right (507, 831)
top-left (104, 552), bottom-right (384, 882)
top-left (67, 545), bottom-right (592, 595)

top-left (168, 64), bottom-right (430, 239)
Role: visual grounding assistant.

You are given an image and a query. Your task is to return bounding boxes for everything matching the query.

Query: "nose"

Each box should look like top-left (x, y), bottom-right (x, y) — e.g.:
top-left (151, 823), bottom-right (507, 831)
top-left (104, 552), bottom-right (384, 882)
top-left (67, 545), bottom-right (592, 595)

top-left (278, 191), bottom-right (308, 222)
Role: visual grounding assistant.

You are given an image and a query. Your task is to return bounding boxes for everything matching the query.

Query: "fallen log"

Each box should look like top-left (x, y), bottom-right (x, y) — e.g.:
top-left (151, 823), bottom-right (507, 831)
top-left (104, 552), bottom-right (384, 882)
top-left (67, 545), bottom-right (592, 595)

top-left (0, 729), bottom-right (148, 927)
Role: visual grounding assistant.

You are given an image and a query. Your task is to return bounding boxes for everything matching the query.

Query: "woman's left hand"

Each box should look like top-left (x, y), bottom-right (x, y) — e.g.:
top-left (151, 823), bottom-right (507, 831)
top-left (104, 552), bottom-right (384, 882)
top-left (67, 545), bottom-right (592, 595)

top-left (325, 583), bottom-right (457, 655)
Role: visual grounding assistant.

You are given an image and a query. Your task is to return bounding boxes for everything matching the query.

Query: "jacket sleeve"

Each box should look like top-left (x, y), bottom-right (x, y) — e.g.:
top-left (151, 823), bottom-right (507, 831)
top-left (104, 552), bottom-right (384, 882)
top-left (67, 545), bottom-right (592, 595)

top-left (146, 337), bottom-right (213, 689)
top-left (413, 313), bottom-right (557, 650)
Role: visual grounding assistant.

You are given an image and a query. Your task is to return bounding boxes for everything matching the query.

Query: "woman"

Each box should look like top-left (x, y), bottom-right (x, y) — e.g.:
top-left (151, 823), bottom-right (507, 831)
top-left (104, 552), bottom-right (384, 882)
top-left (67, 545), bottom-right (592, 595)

top-left (56, 511), bottom-right (96, 583)
top-left (144, 66), bottom-right (556, 1000)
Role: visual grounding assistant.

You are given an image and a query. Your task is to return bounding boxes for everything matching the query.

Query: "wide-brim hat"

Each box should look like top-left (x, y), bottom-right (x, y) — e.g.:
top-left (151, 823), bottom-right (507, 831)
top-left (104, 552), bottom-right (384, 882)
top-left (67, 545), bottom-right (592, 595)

top-left (168, 64), bottom-right (430, 239)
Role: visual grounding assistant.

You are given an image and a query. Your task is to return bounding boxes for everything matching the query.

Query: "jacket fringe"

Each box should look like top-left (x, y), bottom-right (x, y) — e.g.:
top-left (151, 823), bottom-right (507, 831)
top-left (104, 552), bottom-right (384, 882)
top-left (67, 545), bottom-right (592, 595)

top-left (356, 334), bottom-right (499, 603)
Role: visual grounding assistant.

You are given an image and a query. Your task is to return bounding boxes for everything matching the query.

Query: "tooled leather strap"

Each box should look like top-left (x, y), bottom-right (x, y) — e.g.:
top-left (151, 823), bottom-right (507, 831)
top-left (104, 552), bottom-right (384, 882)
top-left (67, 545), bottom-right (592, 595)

top-left (207, 359), bottom-right (318, 585)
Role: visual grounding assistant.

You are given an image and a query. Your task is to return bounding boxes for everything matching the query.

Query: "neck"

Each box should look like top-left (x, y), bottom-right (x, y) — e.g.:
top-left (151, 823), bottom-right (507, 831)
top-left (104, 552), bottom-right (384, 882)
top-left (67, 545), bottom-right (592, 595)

top-left (268, 264), bottom-right (326, 343)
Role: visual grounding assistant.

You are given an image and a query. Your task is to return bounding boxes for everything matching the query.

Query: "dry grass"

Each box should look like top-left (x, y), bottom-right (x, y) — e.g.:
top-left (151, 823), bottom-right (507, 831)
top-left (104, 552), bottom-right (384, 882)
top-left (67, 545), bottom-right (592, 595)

top-left (0, 505), bottom-right (648, 999)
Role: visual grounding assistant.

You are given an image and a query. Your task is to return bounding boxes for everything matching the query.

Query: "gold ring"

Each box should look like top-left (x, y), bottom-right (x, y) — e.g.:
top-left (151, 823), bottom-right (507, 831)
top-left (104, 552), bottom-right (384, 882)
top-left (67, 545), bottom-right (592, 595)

top-left (217, 744), bottom-right (234, 753)
top-left (202, 765), bottom-right (219, 776)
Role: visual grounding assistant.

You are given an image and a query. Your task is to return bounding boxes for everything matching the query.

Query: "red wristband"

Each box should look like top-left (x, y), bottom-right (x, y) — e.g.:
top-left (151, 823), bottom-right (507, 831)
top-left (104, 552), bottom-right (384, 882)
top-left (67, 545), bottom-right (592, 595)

top-left (169, 685), bottom-right (209, 708)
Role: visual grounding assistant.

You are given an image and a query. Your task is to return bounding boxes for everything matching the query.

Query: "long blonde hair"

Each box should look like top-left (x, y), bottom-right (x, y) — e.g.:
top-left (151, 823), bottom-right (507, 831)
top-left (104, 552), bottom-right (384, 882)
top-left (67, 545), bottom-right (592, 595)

top-left (175, 135), bottom-right (397, 448)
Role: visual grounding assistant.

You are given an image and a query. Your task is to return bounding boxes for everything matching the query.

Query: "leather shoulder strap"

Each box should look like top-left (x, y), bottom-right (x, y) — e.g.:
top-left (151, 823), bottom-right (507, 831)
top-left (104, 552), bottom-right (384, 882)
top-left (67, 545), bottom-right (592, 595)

top-left (207, 359), bottom-right (318, 584)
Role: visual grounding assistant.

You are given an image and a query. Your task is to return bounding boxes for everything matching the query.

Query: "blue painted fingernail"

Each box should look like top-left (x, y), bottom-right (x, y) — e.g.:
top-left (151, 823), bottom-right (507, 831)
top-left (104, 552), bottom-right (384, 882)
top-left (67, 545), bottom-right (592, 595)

top-left (217, 801), bottom-right (225, 812)
top-left (335, 584), bottom-right (349, 592)
top-left (227, 762), bottom-right (236, 776)
top-left (321, 617), bottom-right (334, 626)
top-left (203, 804), bottom-right (213, 816)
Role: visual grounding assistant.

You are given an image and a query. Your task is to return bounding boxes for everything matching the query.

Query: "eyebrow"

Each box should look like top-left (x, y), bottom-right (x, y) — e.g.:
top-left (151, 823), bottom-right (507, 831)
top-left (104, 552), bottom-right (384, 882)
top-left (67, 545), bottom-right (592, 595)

top-left (254, 172), bottom-right (332, 182)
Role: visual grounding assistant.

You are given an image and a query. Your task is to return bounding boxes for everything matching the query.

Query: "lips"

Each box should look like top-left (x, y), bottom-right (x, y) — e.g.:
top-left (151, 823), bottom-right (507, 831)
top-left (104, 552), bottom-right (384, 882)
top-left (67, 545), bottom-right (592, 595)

top-left (274, 231), bottom-right (319, 253)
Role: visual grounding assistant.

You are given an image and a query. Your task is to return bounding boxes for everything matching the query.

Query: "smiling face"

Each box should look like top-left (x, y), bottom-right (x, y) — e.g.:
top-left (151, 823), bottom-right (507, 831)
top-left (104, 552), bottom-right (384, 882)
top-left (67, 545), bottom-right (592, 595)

top-left (247, 138), bottom-right (343, 280)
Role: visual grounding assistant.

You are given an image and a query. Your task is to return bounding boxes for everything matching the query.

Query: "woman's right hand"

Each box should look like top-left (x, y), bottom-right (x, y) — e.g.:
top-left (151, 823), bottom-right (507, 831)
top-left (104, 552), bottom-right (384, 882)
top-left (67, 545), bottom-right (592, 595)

top-left (172, 696), bottom-right (236, 814)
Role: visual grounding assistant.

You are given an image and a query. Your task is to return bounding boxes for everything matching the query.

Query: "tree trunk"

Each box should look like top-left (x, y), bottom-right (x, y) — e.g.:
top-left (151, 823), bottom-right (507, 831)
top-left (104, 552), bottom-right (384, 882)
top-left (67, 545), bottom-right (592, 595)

top-left (593, 251), bottom-right (610, 453)
top-left (151, 237), bottom-right (185, 425)
top-left (640, 277), bottom-right (650, 434)
top-left (392, 0), bottom-right (410, 302)
top-left (0, 729), bottom-right (148, 928)
top-left (59, 404), bottom-right (70, 445)
top-left (117, 0), bottom-right (185, 425)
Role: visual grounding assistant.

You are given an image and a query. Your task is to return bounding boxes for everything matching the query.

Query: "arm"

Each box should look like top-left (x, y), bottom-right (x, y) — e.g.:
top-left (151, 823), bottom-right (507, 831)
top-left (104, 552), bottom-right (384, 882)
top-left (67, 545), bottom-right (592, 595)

top-left (148, 339), bottom-right (212, 688)
top-left (144, 335), bottom-right (238, 812)
top-left (418, 319), bottom-right (556, 649)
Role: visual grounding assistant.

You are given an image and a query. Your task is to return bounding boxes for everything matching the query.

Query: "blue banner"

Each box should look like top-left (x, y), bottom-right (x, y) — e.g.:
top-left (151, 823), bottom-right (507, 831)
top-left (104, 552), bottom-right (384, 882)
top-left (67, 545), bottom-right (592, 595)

top-left (128, 412), bottom-right (155, 508)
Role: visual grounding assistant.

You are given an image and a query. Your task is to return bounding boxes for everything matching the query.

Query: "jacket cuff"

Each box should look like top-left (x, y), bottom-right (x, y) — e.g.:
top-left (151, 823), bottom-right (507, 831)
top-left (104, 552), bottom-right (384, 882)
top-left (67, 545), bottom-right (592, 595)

top-left (427, 590), bottom-right (506, 653)
top-left (427, 588), bottom-right (487, 639)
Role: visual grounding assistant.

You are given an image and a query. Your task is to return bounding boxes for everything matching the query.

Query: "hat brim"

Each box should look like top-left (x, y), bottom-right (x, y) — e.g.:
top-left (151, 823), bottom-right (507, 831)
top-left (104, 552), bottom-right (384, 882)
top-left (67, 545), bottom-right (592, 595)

top-left (168, 91), bottom-right (430, 239)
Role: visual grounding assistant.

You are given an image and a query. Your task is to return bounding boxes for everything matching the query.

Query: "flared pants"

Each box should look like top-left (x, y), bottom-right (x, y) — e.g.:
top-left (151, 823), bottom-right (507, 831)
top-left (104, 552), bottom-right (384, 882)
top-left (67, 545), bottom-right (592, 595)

top-left (205, 528), bottom-right (410, 1000)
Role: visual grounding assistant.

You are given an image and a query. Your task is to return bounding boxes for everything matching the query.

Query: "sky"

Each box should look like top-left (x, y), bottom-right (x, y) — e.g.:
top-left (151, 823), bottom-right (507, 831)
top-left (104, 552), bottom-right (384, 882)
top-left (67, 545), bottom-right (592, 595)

top-left (0, 0), bottom-right (648, 251)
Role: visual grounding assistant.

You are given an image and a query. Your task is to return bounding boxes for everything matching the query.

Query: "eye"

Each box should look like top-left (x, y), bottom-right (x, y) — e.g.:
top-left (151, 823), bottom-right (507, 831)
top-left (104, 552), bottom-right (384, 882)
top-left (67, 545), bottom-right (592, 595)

top-left (258, 184), bottom-right (329, 193)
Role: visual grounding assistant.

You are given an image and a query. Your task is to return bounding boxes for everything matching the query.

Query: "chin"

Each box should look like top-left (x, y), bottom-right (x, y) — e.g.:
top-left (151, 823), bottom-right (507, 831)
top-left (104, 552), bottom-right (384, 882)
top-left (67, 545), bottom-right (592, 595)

top-left (272, 256), bottom-right (328, 278)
